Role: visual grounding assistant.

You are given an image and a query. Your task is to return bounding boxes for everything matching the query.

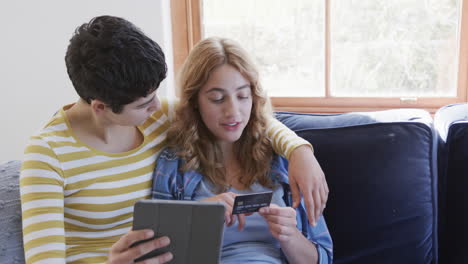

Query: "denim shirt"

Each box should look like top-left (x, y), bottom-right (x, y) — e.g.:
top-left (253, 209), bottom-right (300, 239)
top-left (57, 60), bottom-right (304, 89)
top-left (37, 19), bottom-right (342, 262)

top-left (152, 148), bottom-right (333, 264)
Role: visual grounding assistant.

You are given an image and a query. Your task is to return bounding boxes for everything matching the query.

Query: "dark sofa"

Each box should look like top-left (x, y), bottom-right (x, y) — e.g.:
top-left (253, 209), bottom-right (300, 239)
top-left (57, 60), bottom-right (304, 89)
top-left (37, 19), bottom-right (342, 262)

top-left (1, 105), bottom-right (467, 264)
top-left (276, 109), bottom-right (438, 264)
top-left (434, 103), bottom-right (468, 264)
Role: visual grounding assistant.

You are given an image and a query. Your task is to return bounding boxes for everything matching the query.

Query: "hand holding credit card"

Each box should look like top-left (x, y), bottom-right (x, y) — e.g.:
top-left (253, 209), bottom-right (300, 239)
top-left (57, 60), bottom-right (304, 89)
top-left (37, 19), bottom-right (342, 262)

top-left (232, 191), bottom-right (273, 215)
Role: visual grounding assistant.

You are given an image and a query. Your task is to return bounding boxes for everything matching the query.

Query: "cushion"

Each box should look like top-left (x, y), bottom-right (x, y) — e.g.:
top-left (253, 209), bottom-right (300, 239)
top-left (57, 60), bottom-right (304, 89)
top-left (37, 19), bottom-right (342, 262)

top-left (276, 109), bottom-right (438, 264)
top-left (434, 103), bottom-right (468, 264)
top-left (0, 160), bottom-right (24, 264)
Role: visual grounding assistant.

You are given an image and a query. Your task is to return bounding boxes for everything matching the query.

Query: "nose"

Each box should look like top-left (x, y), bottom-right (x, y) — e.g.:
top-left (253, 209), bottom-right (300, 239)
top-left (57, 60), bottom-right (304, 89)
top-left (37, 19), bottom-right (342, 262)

top-left (223, 97), bottom-right (240, 118)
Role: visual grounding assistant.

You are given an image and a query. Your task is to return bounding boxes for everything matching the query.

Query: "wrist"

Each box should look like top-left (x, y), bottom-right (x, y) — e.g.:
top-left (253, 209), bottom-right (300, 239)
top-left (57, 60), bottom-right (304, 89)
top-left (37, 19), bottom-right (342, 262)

top-left (290, 144), bottom-right (313, 159)
top-left (280, 230), bottom-right (319, 264)
top-left (279, 228), bottom-right (304, 247)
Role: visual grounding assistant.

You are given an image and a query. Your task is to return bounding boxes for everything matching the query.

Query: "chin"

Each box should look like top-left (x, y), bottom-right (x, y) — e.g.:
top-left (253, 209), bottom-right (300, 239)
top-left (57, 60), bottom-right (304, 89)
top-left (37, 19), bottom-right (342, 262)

top-left (222, 136), bottom-right (242, 143)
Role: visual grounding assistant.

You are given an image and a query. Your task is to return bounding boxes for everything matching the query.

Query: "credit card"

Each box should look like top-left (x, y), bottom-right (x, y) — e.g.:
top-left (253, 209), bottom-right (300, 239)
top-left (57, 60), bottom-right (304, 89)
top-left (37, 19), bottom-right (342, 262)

top-left (232, 191), bottom-right (273, 215)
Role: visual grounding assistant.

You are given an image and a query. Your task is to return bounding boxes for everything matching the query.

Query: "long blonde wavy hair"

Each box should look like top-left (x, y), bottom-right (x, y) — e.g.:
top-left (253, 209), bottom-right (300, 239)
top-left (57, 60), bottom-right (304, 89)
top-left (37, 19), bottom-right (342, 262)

top-left (167, 37), bottom-right (274, 192)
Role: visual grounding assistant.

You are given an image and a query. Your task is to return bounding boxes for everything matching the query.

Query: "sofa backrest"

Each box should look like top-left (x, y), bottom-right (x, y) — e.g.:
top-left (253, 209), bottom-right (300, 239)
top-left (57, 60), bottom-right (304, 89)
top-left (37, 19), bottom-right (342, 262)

top-left (0, 160), bottom-right (25, 264)
top-left (434, 103), bottom-right (468, 264)
top-left (276, 109), bottom-right (438, 264)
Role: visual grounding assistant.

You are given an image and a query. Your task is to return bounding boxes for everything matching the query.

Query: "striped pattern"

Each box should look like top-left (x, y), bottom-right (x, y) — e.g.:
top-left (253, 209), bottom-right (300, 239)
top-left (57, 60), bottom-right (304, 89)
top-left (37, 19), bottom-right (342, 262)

top-left (20, 98), bottom-right (309, 264)
top-left (266, 117), bottom-right (313, 159)
top-left (20, 99), bottom-right (172, 264)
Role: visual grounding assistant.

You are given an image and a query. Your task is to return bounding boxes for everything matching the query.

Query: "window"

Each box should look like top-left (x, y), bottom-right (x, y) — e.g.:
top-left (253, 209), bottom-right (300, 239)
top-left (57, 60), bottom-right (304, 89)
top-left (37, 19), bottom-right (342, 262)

top-left (171, 0), bottom-right (468, 113)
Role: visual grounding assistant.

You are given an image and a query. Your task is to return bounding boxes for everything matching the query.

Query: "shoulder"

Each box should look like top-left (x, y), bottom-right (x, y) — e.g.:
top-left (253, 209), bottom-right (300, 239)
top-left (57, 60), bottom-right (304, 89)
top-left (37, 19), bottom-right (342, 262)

top-left (34, 108), bottom-right (68, 136)
top-left (155, 147), bottom-right (184, 175)
top-left (157, 147), bottom-right (181, 162)
top-left (24, 109), bottom-right (71, 158)
top-left (21, 109), bottom-right (68, 183)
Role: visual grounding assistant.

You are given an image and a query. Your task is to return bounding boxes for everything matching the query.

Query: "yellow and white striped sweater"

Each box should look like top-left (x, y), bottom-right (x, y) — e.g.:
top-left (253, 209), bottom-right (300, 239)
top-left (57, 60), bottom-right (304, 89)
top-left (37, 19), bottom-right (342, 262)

top-left (20, 98), bottom-right (309, 264)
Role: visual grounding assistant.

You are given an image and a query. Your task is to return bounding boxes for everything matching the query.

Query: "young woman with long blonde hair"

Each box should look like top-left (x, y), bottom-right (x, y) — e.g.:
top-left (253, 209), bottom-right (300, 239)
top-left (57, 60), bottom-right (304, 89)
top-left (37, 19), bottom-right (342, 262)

top-left (153, 37), bottom-right (333, 264)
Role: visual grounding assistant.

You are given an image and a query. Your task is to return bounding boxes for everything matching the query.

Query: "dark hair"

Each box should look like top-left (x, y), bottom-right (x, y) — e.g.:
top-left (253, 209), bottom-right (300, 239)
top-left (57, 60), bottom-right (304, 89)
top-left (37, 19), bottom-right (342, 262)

top-left (65, 15), bottom-right (167, 113)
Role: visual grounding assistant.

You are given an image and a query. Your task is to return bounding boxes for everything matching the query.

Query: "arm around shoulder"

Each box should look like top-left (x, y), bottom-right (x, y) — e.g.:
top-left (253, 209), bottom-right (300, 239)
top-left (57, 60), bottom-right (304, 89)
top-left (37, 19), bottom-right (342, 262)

top-left (265, 117), bottom-right (312, 160)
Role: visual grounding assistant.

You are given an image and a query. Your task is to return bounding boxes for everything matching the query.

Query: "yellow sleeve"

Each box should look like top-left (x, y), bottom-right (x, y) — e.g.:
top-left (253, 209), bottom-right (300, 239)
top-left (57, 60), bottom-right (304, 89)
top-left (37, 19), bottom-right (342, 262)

top-left (20, 137), bottom-right (66, 264)
top-left (266, 117), bottom-right (313, 160)
top-left (154, 97), bottom-right (180, 123)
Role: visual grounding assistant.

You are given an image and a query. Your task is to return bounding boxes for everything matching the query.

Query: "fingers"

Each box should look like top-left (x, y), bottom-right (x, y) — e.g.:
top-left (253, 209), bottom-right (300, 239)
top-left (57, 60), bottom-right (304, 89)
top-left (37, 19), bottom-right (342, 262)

top-left (222, 192), bottom-right (237, 226)
top-left (313, 188), bottom-right (321, 226)
top-left (202, 192), bottom-right (236, 209)
top-left (203, 192), bottom-right (237, 226)
top-left (220, 192), bottom-right (236, 208)
top-left (111, 229), bottom-right (154, 253)
top-left (224, 211), bottom-right (232, 226)
top-left (135, 251), bottom-right (173, 264)
top-left (109, 230), bottom-right (172, 264)
top-left (227, 214), bottom-right (236, 227)
top-left (237, 214), bottom-right (246, 231)
top-left (121, 236), bottom-right (171, 263)
top-left (323, 178), bottom-right (330, 199)
top-left (260, 213), bottom-right (295, 226)
top-left (320, 182), bottom-right (328, 214)
top-left (204, 192), bottom-right (254, 230)
top-left (303, 190), bottom-right (316, 226)
top-left (259, 206), bottom-right (298, 242)
top-left (288, 176), bottom-right (301, 208)
top-left (259, 205), bottom-right (295, 218)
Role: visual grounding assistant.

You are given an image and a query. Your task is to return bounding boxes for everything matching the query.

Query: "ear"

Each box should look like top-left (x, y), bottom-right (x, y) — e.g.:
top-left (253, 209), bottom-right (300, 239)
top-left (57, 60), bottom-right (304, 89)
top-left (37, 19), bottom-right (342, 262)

top-left (90, 99), bottom-right (108, 115)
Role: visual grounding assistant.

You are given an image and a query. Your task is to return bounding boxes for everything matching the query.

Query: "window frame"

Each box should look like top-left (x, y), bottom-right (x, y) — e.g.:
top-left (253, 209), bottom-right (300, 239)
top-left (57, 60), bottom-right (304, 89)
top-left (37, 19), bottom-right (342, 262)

top-left (171, 0), bottom-right (468, 113)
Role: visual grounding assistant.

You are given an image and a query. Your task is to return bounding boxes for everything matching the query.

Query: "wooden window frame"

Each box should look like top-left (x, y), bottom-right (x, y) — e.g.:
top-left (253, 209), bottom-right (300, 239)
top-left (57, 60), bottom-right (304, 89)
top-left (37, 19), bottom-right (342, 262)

top-left (171, 0), bottom-right (468, 113)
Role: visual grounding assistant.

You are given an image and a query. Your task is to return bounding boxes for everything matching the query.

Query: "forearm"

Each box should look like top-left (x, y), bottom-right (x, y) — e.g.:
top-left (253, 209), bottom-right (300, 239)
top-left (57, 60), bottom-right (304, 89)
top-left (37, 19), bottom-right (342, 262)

top-left (21, 174), bottom-right (66, 263)
top-left (280, 230), bottom-right (319, 264)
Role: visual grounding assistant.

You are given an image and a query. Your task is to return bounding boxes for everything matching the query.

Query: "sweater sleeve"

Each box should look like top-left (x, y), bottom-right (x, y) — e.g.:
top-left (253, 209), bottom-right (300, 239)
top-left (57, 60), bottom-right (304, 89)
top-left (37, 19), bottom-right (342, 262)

top-left (265, 117), bottom-right (313, 160)
top-left (20, 137), bottom-right (66, 264)
top-left (156, 97), bottom-right (180, 124)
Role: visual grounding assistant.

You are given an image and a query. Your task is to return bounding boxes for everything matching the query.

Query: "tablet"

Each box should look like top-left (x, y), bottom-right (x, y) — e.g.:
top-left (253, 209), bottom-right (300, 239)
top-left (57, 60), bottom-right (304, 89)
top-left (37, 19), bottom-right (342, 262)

top-left (133, 199), bottom-right (226, 264)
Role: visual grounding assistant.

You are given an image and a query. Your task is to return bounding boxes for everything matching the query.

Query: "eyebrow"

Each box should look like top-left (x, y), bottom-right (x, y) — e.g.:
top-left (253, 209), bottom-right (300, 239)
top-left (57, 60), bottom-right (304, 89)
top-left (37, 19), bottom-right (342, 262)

top-left (136, 94), bottom-right (156, 108)
top-left (205, 84), bottom-right (251, 94)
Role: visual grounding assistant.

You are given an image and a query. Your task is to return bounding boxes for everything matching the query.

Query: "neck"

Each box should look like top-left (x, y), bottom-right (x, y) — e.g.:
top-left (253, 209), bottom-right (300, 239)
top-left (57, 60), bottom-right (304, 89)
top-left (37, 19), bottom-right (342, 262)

top-left (219, 141), bottom-right (245, 189)
top-left (219, 141), bottom-right (235, 165)
top-left (66, 100), bottom-right (142, 152)
top-left (67, 100), bottom-right (114, 142)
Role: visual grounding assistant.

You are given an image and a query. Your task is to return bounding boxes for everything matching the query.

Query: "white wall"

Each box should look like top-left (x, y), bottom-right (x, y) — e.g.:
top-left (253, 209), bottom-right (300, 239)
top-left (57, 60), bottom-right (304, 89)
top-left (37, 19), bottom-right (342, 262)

top-left (0, 0), bottom-right (175, 163)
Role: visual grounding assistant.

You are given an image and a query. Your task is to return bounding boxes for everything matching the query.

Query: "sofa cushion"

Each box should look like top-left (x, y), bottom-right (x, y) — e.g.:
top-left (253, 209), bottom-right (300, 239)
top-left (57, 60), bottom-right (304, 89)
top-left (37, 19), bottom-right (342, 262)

top-left (0, 160), bottom-right (24, 264)
top-left (276, 109), bottom-right (438, 264)
top-left (434, 103), bottom-right (468, 264)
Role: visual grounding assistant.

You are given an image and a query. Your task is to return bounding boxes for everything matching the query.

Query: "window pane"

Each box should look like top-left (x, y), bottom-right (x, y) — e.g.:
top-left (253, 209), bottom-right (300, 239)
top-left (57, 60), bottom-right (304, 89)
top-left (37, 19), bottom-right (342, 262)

top-left (330, 0), bottom-right (461, 97)
top-left (202, 0), bottom-right (324, 97)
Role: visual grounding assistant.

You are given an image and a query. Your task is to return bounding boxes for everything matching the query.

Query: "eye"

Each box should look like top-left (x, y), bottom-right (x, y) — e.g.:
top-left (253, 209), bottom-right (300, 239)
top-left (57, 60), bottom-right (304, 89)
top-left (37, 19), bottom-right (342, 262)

top-left (238, 92), bottom-right (251, 100)
top-left (209, 97), bottom-right (224, 103)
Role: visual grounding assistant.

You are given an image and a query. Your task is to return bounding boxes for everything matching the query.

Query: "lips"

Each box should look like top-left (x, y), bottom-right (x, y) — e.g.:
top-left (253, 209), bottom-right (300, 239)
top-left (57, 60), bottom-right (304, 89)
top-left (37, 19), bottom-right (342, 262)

top-left (221, 122), bottom-right (241, 131)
